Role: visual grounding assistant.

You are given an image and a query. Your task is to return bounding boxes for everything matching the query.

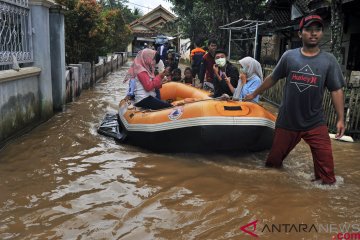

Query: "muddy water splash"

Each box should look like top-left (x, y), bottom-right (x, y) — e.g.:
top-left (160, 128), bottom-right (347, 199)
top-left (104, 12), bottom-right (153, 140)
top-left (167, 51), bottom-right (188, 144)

top-left (0, 64), bottom-right (359, 239)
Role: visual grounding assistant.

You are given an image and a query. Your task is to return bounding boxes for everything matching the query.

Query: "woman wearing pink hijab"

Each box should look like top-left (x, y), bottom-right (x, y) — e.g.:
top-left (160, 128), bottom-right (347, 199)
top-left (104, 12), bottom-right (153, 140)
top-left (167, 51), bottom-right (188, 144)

top-left (126, 49), bottom-right (172, 110)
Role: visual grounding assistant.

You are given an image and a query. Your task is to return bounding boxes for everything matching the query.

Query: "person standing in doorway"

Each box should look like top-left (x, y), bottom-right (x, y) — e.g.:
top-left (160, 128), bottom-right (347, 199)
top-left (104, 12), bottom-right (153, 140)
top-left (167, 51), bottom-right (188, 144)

top-left (245, 15), bottom-right (345, 185)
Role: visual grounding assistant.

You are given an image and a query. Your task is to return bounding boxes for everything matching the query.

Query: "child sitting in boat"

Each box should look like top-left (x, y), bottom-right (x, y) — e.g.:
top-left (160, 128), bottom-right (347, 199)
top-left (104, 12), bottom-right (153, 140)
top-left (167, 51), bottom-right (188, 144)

top-left (181, 67), bottom-right (195, 86)
top-left (171, 68), bottom-right (182, 82)
top-left (162, 66), bottom-right (172, 83)
top-left (165, 52), bottom-right (178, 72)
top-left (125, 78), bottom-right (136, 100)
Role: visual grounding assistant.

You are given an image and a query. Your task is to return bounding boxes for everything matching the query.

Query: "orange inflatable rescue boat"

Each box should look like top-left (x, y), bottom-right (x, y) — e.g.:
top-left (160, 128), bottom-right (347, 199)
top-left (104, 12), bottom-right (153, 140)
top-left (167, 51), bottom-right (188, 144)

top-left (98, 82), bottom-right (276, 152)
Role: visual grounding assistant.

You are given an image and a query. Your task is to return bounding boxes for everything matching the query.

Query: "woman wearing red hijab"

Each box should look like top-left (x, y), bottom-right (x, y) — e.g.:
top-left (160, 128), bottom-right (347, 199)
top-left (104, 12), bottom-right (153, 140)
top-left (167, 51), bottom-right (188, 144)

top-left (125, 49), bottom-right (172, 110)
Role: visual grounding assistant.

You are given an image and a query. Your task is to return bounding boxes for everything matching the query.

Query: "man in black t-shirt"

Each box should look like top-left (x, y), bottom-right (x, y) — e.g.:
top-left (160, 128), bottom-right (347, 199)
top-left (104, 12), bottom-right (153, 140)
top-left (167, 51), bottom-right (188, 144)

top-left (212, 49), bottom-right (239, 97)
top-left (245, 15), bottom-right (345, 185)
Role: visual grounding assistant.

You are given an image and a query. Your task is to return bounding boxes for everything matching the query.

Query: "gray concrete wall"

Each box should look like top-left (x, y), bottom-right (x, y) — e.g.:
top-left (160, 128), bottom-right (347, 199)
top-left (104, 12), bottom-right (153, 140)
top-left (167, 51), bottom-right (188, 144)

top-left (1, 22), bottom-right (127, 146)
top-left (69, 64), bottom-right (83, 97)
top-left (0, 1), bottom-right (65, 146)
top-left (0, 68), bottom-right (41, 143)
top-left (118, 54), bottom-right (123, 67)
top-left (30, 0), bottom-right (56, 120)
top-left (95, 59), bottom-right (105, 82)
top-left (63, 53), bottom-right (127, 103)
top-left (50, 5), bottom-right (66, 111)
top-left (65, 69), bottom-right (73, 103)
top-left (79, 62), bottom-right (92, 89)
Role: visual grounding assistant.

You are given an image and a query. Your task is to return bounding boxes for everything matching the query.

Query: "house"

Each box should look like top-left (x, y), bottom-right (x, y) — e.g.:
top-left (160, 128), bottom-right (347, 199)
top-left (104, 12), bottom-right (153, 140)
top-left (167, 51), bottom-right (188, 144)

top-left (261, 0), bottom-right (311, 64)
top-left (127, 5), bottom-right (177, 55)
top-left (263, 0), bottom-right (360, 82)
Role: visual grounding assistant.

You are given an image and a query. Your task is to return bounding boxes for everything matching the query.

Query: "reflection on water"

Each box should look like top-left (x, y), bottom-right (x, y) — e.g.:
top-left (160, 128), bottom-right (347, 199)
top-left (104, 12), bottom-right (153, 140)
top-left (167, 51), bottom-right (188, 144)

top-left (0, 64), bottom-right (359, 239)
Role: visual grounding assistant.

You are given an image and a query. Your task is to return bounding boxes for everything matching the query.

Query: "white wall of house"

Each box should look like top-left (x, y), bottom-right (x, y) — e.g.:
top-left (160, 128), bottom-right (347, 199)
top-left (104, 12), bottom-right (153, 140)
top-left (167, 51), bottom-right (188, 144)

top-left (179, 38), bottom-right (191, 63)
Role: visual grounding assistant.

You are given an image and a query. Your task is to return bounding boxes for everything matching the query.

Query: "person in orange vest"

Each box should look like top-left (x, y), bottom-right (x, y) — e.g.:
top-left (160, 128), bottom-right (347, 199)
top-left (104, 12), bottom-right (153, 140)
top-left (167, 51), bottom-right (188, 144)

top-left (190, 39), bottom-right (205, 79)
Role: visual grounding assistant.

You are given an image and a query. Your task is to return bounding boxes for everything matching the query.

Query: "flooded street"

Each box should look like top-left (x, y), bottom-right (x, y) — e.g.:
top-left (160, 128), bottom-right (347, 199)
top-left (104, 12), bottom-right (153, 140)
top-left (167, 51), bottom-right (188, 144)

top-left (0, 64), bottom-right (359, 240)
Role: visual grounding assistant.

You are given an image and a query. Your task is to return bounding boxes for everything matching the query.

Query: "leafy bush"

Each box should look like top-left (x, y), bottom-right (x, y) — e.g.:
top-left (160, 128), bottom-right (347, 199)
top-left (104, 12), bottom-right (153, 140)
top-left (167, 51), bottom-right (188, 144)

top-left (56, 0), bottom-right (134, 64)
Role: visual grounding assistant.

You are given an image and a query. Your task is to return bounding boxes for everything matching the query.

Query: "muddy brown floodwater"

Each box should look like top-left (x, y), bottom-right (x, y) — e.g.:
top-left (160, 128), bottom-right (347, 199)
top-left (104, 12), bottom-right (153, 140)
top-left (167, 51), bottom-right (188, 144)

top-left (0, 63), bottom-right (359, 240)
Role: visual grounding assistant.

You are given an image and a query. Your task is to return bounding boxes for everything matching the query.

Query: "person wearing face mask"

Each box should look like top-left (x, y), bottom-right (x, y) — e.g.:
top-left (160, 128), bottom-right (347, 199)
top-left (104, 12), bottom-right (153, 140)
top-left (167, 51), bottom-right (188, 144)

top-left (225, 56), bottom-right (263, 102)
top-left (124, 49), bottom-right (172, 110)
top-left (212, 49), bottom-right (239, 98)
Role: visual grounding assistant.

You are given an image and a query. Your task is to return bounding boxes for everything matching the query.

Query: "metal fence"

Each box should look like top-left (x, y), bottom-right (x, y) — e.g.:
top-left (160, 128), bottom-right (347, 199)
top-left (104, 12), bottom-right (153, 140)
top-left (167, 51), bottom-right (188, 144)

top-left (0, 0), bottom-right (33, 68)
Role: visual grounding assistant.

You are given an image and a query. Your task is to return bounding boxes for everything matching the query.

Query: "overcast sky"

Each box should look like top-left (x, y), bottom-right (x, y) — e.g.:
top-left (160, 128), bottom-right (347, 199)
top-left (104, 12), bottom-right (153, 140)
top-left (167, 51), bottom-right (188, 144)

top-left (125, 0), bottom-right (174, 14)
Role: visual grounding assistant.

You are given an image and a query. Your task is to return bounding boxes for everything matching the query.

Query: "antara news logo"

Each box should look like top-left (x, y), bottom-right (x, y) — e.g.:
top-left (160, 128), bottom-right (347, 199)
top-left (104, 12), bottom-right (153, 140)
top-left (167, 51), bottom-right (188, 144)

top-left (239, 220), bottom-right (360, 239)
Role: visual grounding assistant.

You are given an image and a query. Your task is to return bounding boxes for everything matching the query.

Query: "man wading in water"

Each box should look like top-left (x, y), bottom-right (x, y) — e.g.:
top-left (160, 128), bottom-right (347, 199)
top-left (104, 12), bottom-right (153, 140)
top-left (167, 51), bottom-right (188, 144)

top-left (245, 15), bottom-right (345, 185)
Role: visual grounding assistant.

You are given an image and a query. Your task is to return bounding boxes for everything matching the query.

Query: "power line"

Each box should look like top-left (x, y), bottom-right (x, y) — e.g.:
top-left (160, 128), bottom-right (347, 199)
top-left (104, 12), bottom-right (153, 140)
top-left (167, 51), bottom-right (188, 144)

top-left (126, 1), bottom-right (175, 15)
top-left (126, 1), bottom-right (152, 10)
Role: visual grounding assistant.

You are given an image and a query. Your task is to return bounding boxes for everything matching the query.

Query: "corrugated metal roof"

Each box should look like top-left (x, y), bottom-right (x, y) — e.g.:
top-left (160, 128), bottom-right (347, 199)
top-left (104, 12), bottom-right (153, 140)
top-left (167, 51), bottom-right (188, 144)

top-left (269, 0), bottom-right (312, 30)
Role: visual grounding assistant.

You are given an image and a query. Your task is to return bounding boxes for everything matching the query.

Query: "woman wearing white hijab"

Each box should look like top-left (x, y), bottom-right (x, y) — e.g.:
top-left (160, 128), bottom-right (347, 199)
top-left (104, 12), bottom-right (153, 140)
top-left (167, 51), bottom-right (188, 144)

top-left (225, 56), bottom-right (263, 102)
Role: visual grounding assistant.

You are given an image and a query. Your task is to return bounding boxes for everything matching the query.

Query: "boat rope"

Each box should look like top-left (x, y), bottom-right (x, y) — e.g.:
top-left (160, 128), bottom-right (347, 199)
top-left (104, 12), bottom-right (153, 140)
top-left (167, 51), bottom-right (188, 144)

top-left (122, 96), bottom-right (262, 114)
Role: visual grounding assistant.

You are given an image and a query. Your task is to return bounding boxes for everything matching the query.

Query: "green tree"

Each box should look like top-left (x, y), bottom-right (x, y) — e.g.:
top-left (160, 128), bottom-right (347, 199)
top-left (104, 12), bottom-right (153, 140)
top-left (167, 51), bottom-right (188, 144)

top-left (56, 0), bottom-right (102, 63)
top-left (98, 0), bottom-right (125, 8)
top-left (122, 7), bottom-right (143, 24)
top-left (56, 0), bottom-right (133, 63)
top-left (169, 0), bottom-right (267, 58)
top-left (99, 8), bottom-right (132, 53)
top-left (76, 0), bottom-right (103, 61)
top-left (98, 0), bottom-right (143, 23)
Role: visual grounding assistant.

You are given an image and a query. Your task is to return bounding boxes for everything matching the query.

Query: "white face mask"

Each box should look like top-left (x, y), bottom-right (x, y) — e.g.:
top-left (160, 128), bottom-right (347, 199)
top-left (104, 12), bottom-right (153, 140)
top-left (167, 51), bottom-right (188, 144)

top-left (215, 58), bottom-right (227, 67)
